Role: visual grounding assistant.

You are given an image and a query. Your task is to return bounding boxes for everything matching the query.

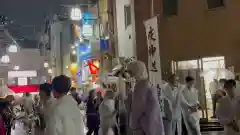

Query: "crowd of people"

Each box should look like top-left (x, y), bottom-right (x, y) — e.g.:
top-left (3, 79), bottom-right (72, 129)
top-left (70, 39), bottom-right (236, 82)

top-left (162, 74), bottom-right (240, 135)
top-left (162, 75), bottom-right (202, 135)
top-left (0, 60), bottom-right (239, 135)
top-left (0, 60), bottom-right (164, 135)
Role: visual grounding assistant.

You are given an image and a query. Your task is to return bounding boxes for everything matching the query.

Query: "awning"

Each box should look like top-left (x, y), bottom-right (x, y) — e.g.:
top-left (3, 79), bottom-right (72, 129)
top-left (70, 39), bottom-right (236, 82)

top-left (8, 85), bottom-right (39, 93)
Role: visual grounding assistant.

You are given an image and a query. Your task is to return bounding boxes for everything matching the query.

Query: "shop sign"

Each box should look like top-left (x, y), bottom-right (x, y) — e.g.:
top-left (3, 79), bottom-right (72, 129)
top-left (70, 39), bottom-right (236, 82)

top-left (100, 39), bottom-right (109, 51)
top-left (18, 77), bottom-right (27, 86)
top-left (73, 24), bottom-right (81, 38)
top-left (82, 12), bottom-right (93, 25)
top-left (8, 71), bottom-right (37, 78)
top-left (88, 61), bottom-right (99, 74)
top-left (82, 24), bottom-right (93, 36)
top-left (78, 43), bottom-right (91, 60)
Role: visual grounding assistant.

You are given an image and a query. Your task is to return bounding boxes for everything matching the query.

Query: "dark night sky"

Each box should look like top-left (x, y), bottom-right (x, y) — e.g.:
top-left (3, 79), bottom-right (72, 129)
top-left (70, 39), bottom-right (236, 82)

top-left (0, 0), bottom-right (61, 38)
top-left (0, 0), bottom-right (89, 40)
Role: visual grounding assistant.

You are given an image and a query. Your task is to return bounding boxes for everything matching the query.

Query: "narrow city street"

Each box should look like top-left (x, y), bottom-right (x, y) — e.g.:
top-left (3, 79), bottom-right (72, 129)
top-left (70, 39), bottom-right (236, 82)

top-left (1, 0), bottom-right (240, 135)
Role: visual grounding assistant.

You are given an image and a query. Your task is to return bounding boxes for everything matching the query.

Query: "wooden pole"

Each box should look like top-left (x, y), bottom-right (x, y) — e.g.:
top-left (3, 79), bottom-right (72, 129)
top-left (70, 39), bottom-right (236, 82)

top-left (151, 0), bottom-right (154, 17)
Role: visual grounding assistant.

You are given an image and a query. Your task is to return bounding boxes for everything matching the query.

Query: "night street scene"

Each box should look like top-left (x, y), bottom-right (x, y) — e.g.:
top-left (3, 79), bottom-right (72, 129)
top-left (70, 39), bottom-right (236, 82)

top-left (0, 0), bottom-right (238, 135)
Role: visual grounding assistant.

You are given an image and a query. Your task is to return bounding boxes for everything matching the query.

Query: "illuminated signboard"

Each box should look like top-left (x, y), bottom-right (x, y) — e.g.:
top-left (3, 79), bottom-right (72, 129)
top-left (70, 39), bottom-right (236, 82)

top-left (82, 12), bottom-right (94, 37)
top-left (78, 43), bottom-right (91, 60)
top-left (88, 61), bottom-right (99, 74)
top-left (8, 71), bottom-right (37, 78)
top-left (82, 25), bottom-right (93, 36)
top-left (82, 12), bottom-right (93, 25)
top-left (18, 77), bottom-right (27, 86)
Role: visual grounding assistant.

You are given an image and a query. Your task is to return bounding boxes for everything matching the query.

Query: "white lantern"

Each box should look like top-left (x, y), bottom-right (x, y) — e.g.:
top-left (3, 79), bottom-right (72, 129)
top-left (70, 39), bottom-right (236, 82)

top-left (8, 44), bottom-right (18, 53)
top-left (70, 7), bottom-right (82, 21)
top-left (1, 55), bottom-right (10, 63)
top-left (48, 69), bottom-right (52, 74)
top-left (44, 62), bottom-right (49, 68)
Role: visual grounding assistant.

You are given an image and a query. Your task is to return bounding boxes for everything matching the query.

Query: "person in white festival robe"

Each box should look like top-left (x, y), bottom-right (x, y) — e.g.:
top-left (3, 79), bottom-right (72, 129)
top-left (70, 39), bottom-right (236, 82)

top-left (162, 74), bottom-right (183, 135)
top-left (49, 75), bottom-right (85, 135)
top-left (216, 79), bottom-right (240, 135)
top-left (127, 60), bottom-right (164, 135)
top-left (99, 90), bottom-right (117, 135)
top-left (22, 92), bottom-right (34, 115)
top-left (181, 76), bottom-right (201, 135)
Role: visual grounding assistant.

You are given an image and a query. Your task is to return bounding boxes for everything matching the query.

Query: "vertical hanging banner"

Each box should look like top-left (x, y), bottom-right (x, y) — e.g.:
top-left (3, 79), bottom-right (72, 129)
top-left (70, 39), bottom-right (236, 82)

top-left (144, 17), bottom-right (164, 115)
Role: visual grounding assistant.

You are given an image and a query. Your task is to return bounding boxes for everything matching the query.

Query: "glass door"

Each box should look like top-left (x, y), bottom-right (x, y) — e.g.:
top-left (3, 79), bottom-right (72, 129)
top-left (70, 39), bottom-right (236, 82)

top-left (202, 56), bottom-right (225, 119)
top-left (172, 56), bottom-right (225, 120)
top-left (172, 59), bottom-right (207, 119)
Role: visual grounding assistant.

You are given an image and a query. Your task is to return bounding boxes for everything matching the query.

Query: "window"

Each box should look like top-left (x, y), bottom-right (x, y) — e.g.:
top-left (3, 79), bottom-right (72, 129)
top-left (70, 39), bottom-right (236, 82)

top-left (163, 0), bottom-right (178, 16)
top-left (124, 5), bottom-right (131, 28)
top-left (207, 0), bottom-right (224, 9)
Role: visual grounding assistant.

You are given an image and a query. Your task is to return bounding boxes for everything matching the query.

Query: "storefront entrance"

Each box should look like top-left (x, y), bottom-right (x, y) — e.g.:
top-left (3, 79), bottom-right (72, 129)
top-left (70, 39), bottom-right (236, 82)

top-left (172, 56), bottom-right (225, 119)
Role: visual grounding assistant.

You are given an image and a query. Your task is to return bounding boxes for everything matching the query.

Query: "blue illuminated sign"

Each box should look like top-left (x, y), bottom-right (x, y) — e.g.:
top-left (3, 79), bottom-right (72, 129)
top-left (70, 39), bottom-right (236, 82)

top-left (82, 12), bottom-right (93, 25)
top-left (100, 39), bottom-right (109, 51)
top-left (78, 43), bottom-right (91, 60)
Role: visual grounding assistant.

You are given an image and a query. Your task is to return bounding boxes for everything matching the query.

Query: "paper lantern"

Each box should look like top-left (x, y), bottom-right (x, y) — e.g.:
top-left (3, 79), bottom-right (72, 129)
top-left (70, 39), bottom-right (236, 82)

top-left (70, 63), bottom-right (78, 73)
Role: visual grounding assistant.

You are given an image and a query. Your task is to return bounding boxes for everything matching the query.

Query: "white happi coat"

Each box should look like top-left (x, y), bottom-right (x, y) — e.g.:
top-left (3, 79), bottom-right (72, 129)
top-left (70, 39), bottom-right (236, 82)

top-left (11, 121), bottom-right (26, 135)
top-left (181, 86), bottom-right (201, 135)
top-left (47, 95), bottom-right (85, 135)
top-left (99, 98), bottom-right (116, 135)
top-left (163, 83), bottom-right (183, 135)
top-left (216, 96), bottom-right (240, 135)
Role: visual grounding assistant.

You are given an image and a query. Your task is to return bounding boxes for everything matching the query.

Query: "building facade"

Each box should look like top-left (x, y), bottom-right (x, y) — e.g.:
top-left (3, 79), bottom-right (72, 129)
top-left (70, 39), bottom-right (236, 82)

top-left (115, 0), bottom-right (136, 57)
top-left (132, 0), bottom-right (240, 118)
top-left (133, 0), bottom-right (240, 75)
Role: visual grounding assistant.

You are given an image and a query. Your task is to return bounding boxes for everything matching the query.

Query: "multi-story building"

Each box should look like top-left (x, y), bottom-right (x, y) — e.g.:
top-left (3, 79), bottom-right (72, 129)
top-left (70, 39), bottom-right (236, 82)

top-left (0, 25), bottom-right (49, 87)
top-left (48, 16), bottom-right (73, 77)
top-left (133, 0), bottom-right (240, 75)
top-left (131, 0), bottom-right (240, 119)
top-left (114, 0), bottom-right (136, 58)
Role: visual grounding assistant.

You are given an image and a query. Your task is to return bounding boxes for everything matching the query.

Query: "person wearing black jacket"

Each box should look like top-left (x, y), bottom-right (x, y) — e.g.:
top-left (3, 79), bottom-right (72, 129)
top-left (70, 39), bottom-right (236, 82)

top-left (0, 98), bottom-right (13, 135)
top-left (86, 90), bottom-right (100, 135)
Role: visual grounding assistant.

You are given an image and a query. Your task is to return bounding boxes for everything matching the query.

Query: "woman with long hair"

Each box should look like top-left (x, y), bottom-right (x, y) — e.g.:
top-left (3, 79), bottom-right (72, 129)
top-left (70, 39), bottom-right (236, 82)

top-left (86, 90), bottom-right (100, 135)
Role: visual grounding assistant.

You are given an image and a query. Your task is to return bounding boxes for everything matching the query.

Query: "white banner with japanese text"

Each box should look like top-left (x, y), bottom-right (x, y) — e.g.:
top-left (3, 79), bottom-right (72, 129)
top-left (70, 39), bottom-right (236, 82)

top-left (144, 17), bottom-right (164, 116)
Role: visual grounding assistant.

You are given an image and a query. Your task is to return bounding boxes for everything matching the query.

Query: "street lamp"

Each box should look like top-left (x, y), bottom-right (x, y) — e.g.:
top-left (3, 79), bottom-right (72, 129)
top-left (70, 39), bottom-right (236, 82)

top-left (1, 55), bottom-right (10, 63)
top-left (70, 7), bottom-right (82, 21)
